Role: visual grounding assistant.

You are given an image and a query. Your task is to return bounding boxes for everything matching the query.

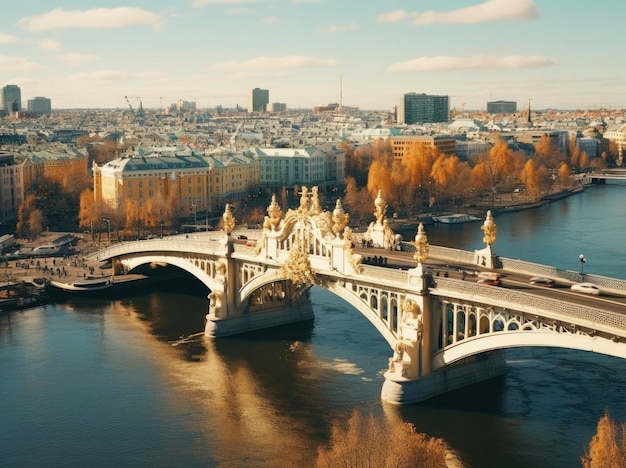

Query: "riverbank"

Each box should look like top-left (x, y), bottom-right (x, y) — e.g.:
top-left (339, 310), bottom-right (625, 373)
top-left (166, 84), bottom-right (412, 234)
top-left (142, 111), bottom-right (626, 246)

top-left (390, 184), bottom-right (588, 232)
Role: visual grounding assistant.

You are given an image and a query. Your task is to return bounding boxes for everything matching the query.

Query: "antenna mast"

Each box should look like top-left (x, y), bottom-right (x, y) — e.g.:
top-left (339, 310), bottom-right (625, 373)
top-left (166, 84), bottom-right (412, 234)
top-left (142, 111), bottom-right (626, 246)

top-left (340, 74), bottom-right (343, 109)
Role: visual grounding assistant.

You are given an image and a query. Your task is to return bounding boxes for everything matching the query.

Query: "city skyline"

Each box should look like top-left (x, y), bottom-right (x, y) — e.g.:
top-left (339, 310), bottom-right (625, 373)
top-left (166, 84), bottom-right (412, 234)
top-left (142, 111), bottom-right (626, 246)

top-left (2, 0), bottom-right (625, 111)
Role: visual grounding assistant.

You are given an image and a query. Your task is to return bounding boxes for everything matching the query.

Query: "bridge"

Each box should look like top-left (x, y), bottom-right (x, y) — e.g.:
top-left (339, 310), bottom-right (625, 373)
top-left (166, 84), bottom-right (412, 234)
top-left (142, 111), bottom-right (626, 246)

top-left (92, 187), bottom-right (626, 405)
top-left (587, 168), bottom-right (626, 184)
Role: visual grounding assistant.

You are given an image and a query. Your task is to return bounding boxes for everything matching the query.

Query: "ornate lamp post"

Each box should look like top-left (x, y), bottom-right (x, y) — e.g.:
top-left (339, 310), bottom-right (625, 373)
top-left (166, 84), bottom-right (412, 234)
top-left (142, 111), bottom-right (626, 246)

top-left (102, 217), bottom-right (111, 246)
top-left (579, 254), bottom-right (586, 274)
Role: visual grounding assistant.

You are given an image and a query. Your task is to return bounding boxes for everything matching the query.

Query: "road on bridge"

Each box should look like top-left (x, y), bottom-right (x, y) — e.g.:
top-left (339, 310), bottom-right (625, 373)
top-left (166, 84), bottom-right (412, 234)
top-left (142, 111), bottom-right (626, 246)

top-left (354, 245), bottom-right (626, 315)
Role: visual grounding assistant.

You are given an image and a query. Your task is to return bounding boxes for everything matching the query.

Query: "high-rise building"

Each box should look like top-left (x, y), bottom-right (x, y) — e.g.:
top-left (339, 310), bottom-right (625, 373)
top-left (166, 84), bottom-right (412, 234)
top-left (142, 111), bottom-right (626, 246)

top-left (27, 96), bottom-right (52, 116)
top-left (397, 93), bottom-right (449, 124)
top-left (1, 85), bottom-right (22, 114)
top-left (248, 88), bottom-right (269, 113)
top-left (487, 100), bottom-right (517, 114)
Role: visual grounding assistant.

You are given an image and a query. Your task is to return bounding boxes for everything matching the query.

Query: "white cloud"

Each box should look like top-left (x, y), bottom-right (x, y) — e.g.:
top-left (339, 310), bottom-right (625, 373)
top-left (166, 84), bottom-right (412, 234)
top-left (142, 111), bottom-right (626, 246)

top-left (194, 0), bottom-right (264, 6)
top-left (19, 7), bottom-right (165, 33)
top-left (377, 0), bottom-right (538, 25)
top-left (39, 39), bottom-right (62, 51)
top-left (376, 9), bottom-right (411, 24)
top-left (0, 34), bottom-right (18, 44)
top-left (58, 53), bottom-right (99, 67)
top-left (387, 55), bottom-right (558, 73)
top-left (262, 17), bottom-right (282, 23)
top-left (210, 55), bottom-right (338, 71)
top-left (318, 22), bottom-right (358, 34)
top-left (67, 70), bottom-right (162, 82)
top-left (0, 55), bottom-right (40, 72)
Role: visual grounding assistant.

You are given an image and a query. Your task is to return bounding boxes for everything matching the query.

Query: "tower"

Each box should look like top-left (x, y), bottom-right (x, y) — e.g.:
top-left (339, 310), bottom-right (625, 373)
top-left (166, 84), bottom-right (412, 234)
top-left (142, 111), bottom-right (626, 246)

top-left (1, 85), bottom-right (22, 114)
top-left (248, 88), bottom-right (269, 113)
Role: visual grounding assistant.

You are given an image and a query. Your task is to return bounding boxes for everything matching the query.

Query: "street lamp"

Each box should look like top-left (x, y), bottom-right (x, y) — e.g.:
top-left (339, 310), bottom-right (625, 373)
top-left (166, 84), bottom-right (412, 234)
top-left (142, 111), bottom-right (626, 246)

top-left (190, 204), bottom-right (197, 225)
top-left (102, 218), bottom-right (111, 246)
top-left (579, 254), bottom-right (586, 274)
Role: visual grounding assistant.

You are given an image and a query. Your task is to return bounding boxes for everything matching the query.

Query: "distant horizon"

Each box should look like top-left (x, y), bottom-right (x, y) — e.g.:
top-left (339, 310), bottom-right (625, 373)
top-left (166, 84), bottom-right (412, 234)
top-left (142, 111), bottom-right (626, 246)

top-left (3, 1), bottom-right (626, 111)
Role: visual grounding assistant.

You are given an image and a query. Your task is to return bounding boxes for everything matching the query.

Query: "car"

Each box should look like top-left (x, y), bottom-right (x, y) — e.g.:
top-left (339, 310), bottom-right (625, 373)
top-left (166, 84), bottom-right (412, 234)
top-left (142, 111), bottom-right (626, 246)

top-left (570, 282), bottom-right (600, 295)
top-left (529, 276), bottom-right (555, 287)
top-left (477, 278), bottom-right (500, 286)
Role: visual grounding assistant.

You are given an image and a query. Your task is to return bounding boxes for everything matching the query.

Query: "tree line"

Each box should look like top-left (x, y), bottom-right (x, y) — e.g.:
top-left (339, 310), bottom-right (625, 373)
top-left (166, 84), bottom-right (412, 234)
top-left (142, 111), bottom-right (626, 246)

top-left (339, 134), bottom-right (616, 222)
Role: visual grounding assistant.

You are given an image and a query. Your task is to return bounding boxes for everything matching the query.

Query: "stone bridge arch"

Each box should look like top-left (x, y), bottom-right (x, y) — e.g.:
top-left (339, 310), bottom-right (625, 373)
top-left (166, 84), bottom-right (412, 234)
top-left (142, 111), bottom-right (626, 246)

top-left (116, 253), bottom-right (226, 293)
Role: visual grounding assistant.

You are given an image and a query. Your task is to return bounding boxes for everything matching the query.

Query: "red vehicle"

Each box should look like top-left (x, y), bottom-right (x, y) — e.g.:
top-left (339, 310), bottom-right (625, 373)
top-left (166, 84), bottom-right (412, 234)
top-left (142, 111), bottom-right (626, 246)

top-left (477, 278), bottom-right (500, 286)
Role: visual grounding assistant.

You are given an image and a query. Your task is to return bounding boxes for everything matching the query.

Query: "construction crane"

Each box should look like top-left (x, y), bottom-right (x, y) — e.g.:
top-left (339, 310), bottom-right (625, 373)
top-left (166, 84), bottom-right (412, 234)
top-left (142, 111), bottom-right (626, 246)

top-left (124, 95), bottom-right (136, 118)
top-left (124, 96), bottom-right (147, 123)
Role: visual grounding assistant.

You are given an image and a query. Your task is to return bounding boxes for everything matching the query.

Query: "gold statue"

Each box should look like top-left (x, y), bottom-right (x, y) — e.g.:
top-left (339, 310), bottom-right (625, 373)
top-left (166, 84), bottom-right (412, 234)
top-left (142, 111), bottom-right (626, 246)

top-left (481, 210), bottom-right (497, 246)
top-left (264, 194), bottom-right (283, 231)
top-left (413, 223), bottom-right (429, 264)
top-left (373, 189), bottom-right (387, 225)
top-left (332, 199), bottom-right (349, 237)
top-left (310, 186), bottom-right (322, 215)
top-left (299, 186), bottom-right (310, 212)
top-left (222, 204), bottom-right (235, 235)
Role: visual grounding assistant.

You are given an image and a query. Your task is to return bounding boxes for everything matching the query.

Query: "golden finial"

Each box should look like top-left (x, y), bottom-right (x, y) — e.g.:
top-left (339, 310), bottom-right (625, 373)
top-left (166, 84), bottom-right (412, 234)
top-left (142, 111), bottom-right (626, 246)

top-left (222, 203), bottom-right (235, 235)
top-left (310, 186), bottom-right (322, 215)
top-left (413, 223), bottom-right (429, 264)
top-left (374, 189), bottom-right (387, 224)
top-left (265, 194), bottom-right (283, 231)
top-left (481, 210), bottom-right (497, 246)
top-left (332, 199), bottom-right (349, 237)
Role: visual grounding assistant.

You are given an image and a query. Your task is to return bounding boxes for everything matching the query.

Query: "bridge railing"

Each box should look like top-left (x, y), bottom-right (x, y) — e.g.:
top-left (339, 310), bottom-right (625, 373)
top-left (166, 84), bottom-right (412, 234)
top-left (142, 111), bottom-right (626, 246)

top-left (400, 242), bottom-right (476, 264)
top-left (499, 258), bottom-right (626, 293)
top-left (432, 277), bottom-right (626, 333)
top-left (90, 238), bottom-right (227, 261)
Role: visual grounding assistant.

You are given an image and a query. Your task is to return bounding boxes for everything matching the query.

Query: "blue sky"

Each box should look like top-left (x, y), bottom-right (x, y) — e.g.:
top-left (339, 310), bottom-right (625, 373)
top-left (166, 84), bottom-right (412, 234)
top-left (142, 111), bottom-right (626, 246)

top-left (2, 1), bottom-right (625, 111)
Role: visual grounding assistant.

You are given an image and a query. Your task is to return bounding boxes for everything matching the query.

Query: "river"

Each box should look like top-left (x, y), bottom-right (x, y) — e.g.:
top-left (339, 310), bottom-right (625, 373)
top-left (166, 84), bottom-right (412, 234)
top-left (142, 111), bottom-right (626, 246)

top-left (2, 183), bottom-right (626, 467)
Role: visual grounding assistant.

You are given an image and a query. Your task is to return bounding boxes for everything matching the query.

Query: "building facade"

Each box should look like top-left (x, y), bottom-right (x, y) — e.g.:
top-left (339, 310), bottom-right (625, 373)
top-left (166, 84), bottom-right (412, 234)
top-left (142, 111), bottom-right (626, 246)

top-left (387, 136), bottom-right (457, 161)
top-left (0, 152), bottom-right (25, 221)
top-left (204, 150), bottom-right (261, 213)
top-left (266, 102), bottom-right (286, 113)
top-left (253, 144), bottom-right (345, 192)
top-left (93, 145), bottom-right (261, 219)
top-left (397, 93), bottom-right (449, 124)
top-left (249, 88), bottom-right (269, 113)
top-left (27, 97), bottom-right (52, 116)
top-left (1, 85), bottom-right (22, 114)
top-left (487, 100), bottom-right (517, 114)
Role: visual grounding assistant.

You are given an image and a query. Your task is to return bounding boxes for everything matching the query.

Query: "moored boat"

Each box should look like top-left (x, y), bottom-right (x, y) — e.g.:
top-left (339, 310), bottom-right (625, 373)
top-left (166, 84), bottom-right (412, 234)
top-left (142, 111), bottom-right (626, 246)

top-left (431, 214), bottom-right (481, 224)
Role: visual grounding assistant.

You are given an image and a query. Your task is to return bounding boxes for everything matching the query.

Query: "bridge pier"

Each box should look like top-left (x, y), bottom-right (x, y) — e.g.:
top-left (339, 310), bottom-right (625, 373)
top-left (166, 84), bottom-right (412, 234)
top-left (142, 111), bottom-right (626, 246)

top-left (204, 300), bottom-right (314, 337)
top-left (381, 351), bottom-right (507, 404)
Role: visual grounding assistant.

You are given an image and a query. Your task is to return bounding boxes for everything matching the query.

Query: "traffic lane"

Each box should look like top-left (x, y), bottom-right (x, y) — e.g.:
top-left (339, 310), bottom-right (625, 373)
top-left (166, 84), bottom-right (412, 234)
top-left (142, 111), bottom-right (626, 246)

top-left (356, 246), bottom-right (626, 310)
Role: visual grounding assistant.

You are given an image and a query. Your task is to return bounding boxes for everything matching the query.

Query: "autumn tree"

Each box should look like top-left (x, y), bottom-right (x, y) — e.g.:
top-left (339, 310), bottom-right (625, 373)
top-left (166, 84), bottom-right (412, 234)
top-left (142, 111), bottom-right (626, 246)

top-left (366, 140), bottom-right (396, 205)
top-left (16, 195), bottom-right (39, 239)
top-left (520, 159), bottom-right (542, 200)
top-left (316, 411), bottom-right (447, 468)
top-left (78, 188), bottom-right (101, 234)
top-left (430, 154), bottom-right (471, 209)
top-left (557, 162), bottom-right (572, 188)
top-left (344, 176), bottom-right (372, 222)
top-left (28, 208), bottom-right (45, 240)
top-left (581, 410), bottom-right (626, 468)
top-left (535, 134), bottom-right (565, 169)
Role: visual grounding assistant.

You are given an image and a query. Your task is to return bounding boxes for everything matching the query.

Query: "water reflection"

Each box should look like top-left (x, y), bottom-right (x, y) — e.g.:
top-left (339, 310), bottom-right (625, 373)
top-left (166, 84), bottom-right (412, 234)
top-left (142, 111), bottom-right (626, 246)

top-left (103, 290), bottom-right (381, 466)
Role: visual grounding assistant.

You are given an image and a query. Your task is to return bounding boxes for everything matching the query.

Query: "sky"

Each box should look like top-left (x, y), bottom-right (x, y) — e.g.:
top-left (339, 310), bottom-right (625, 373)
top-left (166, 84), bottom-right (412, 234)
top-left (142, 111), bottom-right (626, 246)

top-left (2, 0), bottom-right (625, 112)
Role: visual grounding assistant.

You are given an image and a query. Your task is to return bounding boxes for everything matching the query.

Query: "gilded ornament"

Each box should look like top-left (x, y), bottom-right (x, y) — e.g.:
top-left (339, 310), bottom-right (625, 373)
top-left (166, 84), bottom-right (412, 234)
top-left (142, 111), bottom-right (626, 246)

top-left (222, 204), bottom-right (236, 235)
top-left (332, 199), bottom-right (349, 237)
top-left (481, 210), bottom-right (497, 246)
top-left (413, 223), bottom-right (429, 264)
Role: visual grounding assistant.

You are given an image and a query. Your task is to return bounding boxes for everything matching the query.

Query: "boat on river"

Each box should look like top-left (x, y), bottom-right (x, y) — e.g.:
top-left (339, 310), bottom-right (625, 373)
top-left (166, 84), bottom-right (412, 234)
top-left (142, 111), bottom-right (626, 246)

top-left (431, 213), bottom-right (481, 224)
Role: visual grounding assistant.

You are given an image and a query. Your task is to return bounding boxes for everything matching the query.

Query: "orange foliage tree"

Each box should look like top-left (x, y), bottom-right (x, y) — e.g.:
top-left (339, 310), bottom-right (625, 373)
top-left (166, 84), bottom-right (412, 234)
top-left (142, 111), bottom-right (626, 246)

top-left (581, 410), bottom-right (626, 467)
top-left (316, 411), bottom-right (447, 468)
top-left (78, 188), bottom-right (101, 234)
